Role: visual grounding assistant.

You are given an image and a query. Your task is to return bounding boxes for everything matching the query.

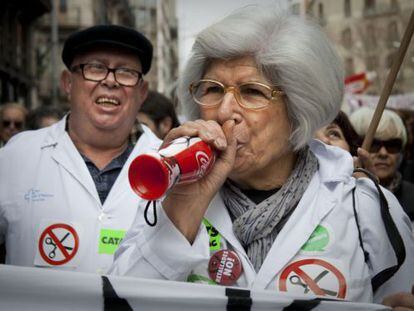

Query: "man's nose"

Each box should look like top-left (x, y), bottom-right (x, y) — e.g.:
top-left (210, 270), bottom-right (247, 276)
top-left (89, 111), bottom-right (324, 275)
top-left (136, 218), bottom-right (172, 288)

top-left (102, 71), bottom-right (119, 87)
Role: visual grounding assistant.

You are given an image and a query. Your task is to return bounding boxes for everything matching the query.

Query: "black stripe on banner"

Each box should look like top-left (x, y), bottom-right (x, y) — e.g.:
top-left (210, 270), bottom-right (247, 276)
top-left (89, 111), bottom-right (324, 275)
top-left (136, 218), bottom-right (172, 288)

top-left (102, 276), bottom-right (133, 311)
top-left (283, 298), bottom-right (321, 310)
top-left (225, 287), bottom-right (252, 311)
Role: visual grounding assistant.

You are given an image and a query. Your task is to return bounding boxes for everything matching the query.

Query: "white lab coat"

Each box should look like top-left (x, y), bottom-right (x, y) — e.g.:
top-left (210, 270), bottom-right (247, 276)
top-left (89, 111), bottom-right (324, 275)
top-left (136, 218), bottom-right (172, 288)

top-left (0, 117), bottom-right (161, 273)
top-left (110, 140), bottom-right (414, 304)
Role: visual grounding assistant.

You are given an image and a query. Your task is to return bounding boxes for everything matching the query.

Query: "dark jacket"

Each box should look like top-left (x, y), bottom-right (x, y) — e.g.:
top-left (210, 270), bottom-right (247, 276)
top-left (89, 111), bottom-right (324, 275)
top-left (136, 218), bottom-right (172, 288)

top-left (395, 179), bottom-right (414, 221)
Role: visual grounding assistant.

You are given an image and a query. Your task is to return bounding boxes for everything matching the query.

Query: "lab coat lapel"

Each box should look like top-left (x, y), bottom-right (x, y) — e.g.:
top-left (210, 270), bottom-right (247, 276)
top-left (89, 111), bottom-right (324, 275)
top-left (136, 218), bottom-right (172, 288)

top-left (205, 194), bottom-right (257, 284)
top-left (252, 174), bottom-right (339, 290)
top-left (47, 120), bottom-right (100, 205)
top-left (104, 128), bottom-right (160, 207)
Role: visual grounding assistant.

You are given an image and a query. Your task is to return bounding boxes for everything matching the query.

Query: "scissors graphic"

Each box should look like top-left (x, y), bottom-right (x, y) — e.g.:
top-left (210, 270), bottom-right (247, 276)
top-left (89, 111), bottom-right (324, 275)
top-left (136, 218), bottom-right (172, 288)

top-left (45, 232), bottom-right (73, 259)
top-left (289, 270), bottom-right (338, 296)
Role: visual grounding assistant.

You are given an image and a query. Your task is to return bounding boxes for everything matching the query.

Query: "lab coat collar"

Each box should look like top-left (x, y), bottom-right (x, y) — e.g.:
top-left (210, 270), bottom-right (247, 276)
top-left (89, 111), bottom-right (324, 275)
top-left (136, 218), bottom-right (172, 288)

top-left (43, 116), bottom-right (102, 205)
top-left (205, 140), bottom-right (353, 289)
top-left (103, 125), bottom-right (161, 209)
top-left (309, 139), bottom-right (353, 183)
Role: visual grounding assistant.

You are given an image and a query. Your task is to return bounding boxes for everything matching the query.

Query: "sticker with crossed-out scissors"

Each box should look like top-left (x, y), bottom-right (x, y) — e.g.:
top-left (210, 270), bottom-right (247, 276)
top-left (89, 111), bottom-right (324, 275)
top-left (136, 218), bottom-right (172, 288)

top-left (289, 270), bottom-right (338, 296)
top-left (279, 258), bottom-right (347, 299)
top-left (38, 223), bottom-right (79, 266)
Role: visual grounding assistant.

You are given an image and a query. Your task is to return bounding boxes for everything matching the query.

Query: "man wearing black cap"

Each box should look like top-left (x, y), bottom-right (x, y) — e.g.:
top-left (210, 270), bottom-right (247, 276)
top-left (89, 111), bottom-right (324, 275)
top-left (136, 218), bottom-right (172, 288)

top-left (0, 25), bottom-right (162, 273)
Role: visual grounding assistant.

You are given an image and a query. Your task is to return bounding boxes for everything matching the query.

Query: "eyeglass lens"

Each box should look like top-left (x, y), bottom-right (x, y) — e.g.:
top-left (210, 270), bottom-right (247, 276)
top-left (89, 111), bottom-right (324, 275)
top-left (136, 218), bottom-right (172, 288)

top-left (82, 64), bottom-right (140, 86)
top-left (192, 81), bottom-right (273, 108)
top-left (370, 139), bottom-right (402, 154)
top-left (2, 120), bottom-right (23, 129)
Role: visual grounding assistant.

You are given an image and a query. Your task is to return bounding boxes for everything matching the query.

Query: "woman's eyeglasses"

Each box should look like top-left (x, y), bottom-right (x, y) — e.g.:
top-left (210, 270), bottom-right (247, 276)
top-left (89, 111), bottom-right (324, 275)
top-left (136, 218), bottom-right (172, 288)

top-left (189, 79), bottom-right (284, 110)
top-left (370, 139), bottom-right (403, 154)
top-left (2, 120), bottom-right (23, 130)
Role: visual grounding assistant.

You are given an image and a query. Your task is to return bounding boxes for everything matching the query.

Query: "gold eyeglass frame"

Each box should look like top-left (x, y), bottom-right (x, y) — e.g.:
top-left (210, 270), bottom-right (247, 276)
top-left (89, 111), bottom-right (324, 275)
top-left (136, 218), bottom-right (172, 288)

top-left (189, 79), bottom-right (284, 110)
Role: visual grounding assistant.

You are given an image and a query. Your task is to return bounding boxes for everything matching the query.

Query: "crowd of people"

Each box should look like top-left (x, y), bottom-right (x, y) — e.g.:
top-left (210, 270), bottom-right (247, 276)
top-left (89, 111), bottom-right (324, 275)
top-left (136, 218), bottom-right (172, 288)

top-left (0, 4), bottom-right (413, 309)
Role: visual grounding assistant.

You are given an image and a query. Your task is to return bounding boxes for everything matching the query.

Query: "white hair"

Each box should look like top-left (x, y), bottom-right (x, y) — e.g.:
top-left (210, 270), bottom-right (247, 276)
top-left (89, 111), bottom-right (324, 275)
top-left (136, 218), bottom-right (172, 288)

top-left (178, 5), bottom-right (344, 150)
top-left (350, 107), bottom-right (408, 147)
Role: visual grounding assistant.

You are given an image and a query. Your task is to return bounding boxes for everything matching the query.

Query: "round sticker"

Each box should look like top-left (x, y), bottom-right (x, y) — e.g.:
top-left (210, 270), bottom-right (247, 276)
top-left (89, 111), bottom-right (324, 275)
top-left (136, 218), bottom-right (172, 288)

top-left (38, 223), bottom-right (79, 265)
top-left (208, 249), bottom-right (243, 286)
top-left (301, 225), bottom-right (330, 252)
top-left (279, 258), bottom-right (347, 299)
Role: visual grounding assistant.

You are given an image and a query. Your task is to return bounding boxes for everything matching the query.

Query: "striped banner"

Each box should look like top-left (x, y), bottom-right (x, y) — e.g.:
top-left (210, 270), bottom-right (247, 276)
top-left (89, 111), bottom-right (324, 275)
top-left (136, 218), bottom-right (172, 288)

top-left (0, 265), bottom-right (388, 311)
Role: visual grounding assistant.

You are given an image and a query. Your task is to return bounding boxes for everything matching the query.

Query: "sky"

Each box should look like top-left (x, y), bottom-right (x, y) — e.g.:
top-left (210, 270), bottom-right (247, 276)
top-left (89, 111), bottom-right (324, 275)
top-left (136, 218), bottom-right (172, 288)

top-left (175, 0), bottom-right (288, 72)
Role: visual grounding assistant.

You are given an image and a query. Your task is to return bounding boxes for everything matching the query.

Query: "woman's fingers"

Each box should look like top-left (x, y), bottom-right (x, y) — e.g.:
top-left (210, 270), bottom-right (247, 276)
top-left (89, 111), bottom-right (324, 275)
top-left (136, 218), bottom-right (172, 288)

top-left (382, 290), bottom-right (414, 309)
top-left (162, 120), bottom-right (227, 151)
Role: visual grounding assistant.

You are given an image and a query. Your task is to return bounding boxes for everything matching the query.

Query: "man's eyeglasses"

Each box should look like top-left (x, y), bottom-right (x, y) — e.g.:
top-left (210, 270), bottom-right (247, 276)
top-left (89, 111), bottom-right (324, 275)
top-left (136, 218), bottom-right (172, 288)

top-left (2, 120), bottom-right (23, 130)
top-left (71, 63), bottom-right (143, 87)
top-left (370, 139), bottom-right (403, 154)
top-left (189, 79), bottom-right (284, 110)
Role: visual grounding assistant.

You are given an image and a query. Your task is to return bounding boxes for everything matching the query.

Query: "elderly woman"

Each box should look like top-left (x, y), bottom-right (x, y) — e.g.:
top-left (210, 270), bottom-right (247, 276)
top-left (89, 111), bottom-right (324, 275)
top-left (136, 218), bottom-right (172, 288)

top-left (111, 6), bottom-right (414, 307)
top-left (351, 107), bottom-right (414, 223)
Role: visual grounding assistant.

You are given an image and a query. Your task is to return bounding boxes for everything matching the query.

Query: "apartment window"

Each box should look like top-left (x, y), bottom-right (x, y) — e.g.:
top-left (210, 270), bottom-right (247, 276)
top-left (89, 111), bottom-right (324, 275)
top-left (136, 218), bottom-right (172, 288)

top-left (390, 0), bottom-right (399, 11)
top-left (365, 0), bottom-right (376, 10)
top-left (364, 0), bottom-right (376, 15)
top-left (366, 24), bottom-right (377, 50)
top-left (345, 58), bottom-right (355, 77)
top-left (344, 0), bottom-right (351, 17)
top-left (387, 21), bottom-right (399, 48)
top-left (341, 28), bottom-right (353, 49)
top-left (386, 52), bottom-right (395, 68)
top-left (365, 55), bottom-right (378, 71)
top-left (60, 0), bottom-right (67, 13)
top-left (318, 3), bottom-right (324, 18)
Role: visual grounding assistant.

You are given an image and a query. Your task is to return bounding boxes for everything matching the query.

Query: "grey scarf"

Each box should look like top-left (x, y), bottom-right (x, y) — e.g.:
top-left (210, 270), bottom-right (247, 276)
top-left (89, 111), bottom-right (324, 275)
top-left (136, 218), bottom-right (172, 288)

top-left (221, 147), bottom-right (318, 272)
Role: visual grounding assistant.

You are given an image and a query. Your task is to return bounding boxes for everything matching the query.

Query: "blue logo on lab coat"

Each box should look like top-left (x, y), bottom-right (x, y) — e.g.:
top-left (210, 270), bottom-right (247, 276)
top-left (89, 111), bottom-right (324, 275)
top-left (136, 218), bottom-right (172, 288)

top-left (24, 188), bottom-right (54, 202)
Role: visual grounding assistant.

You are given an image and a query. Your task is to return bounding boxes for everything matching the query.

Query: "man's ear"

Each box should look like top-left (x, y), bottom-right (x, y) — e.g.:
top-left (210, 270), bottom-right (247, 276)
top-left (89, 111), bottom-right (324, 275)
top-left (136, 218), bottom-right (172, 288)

top-left (60, 70), bottom-right (72, 99)
top-left (159, 116), bottom-right (173, 138)
top-left (137, 80), bottom-right (149, 108)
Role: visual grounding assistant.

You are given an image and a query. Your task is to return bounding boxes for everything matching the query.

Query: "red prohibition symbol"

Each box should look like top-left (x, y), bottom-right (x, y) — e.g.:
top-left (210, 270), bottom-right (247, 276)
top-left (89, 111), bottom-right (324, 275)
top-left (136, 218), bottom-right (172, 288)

top-left (38, 223), bottom-right (79, 265)
top-left (279, 258), bottom-right (347, 299)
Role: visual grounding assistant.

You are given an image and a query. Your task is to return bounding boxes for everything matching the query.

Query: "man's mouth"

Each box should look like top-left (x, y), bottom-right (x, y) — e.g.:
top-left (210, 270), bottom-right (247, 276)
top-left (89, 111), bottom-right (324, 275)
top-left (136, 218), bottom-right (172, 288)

top-left (96, 96), bottom-right (120, 106)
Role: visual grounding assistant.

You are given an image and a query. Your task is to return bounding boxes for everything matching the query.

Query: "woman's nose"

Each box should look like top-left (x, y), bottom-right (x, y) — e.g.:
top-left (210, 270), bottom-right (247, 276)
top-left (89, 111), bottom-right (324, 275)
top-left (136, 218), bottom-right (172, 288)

top-left (216, 91), bottom-right (242, 125)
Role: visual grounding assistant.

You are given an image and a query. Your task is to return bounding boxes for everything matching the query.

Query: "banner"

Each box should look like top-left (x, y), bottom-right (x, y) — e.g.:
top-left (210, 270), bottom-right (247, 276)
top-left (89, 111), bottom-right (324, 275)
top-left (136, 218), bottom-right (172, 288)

top-left (344, 92), bottom-right (414, 113)
top-left (0, 265), bottom-right (389, 311)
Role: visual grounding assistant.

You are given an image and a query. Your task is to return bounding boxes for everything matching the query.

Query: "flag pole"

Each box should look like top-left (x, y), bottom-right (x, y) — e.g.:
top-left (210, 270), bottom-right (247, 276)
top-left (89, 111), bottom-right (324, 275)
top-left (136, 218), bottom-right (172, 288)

top-left (361, 9), bottom-right (414, 151)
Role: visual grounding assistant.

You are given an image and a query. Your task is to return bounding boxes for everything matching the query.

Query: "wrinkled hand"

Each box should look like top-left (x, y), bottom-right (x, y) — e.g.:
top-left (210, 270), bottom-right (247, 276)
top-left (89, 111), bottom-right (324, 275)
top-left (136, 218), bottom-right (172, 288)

top-left (352, 147), bottom-right (378, 181)
top-left (161, 119), bottom-right (237, 242)
top-left (382, 285), bottom-right (414, 310)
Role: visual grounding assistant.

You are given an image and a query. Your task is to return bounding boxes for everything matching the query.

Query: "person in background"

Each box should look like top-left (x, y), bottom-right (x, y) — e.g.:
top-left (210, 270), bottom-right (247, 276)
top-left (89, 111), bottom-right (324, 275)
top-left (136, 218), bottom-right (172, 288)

top-left (111, 5), bottom-right (414, 308)
top-left (314, 110), bottom-right (360, 156)
top-left (395, 109), bottom-right (414, 183)
top-left (0, 25), bottom-right (161, 273)
top-left (350, 107), bottom-right (414, 223)
top-left (27, 106), bottom-right (65, 130)
top-left (0, 102), bottom-right (28, 146)
top-left (137, 90), bottom-right (180, 139)
top-left (314, 110), bottom-right (375, 177)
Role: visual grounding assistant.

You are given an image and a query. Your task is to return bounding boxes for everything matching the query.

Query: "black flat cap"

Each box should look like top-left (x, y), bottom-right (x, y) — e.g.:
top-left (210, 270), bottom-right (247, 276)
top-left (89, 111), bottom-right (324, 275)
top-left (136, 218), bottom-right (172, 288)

top-left (62, 25), bottom-right (153, 74)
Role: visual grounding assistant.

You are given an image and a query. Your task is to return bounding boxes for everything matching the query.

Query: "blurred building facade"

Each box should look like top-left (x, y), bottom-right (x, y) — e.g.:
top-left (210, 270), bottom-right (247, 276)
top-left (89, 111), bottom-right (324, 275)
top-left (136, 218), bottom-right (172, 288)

top-left (131, 0), bottom-right (178, 99)
top-left (1, 0), bottom-right (178, 109)
top-left (302, 0), bottom-right (414, 95)
top-left (0, 1), bottom-right (51, 107)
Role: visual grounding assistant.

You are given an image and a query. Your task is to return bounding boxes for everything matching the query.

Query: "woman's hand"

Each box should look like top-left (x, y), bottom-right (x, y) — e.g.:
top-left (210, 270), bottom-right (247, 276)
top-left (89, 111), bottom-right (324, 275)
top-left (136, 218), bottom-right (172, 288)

top-left (382, 285), bottom-right (414, 310)
top-left (161, 119), bottom-right (237, 243)
top-left (352, 147), bottom-right (379, 182)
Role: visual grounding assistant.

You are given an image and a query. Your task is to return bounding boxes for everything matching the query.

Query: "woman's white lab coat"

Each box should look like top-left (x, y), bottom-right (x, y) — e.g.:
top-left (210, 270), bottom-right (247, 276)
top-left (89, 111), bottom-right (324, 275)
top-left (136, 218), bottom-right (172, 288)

top-left (110, 140), bottom-right (414, 304)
